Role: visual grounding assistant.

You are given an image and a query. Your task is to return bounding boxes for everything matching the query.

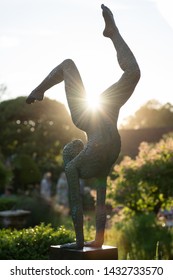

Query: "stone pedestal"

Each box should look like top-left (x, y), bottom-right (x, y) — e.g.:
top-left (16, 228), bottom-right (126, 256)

top-left (49, 245), bottom-right (118, 260)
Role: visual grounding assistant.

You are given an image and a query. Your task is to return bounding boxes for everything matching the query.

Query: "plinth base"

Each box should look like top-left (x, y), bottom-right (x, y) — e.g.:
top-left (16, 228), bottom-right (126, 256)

top-left (49, 245), bottom-right (118, 260)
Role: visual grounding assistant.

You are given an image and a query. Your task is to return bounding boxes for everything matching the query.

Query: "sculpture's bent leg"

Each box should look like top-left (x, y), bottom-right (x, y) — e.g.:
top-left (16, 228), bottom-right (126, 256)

top-left (26, 59), bottom-right (88, 131)
top-left (85, 176), bottom-right (107, 247)
top-left (63, 139), bottom-right (84, 167)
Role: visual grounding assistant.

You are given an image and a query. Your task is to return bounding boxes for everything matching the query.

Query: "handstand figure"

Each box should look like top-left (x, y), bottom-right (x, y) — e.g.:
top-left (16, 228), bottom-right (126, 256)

top-left (26, 5), bottom-right (140, 249)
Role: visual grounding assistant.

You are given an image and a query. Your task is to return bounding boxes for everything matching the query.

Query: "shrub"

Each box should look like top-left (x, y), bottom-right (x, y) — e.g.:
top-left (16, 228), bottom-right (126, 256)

top-left (13, 195), bottom-right (56, 227)
top-left (12, 155), bottom-right (41, 191)
top-left (114, 213), bottom-right (172, 260)
top-left (111, 134), bottom-right (173, 214)
top-left (0, 196), bottom-right (18, 211)
top-left (0, 223), bottom-right (75, 259)
top-left (0, 161), bottom-right (12, 194)
top-left (82, 190), bottom-right (95, 211)
top-left (0, 195), bottom-right (60, 228)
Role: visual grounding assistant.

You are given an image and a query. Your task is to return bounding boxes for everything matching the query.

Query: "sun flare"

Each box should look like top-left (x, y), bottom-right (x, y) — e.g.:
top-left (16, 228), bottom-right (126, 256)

top-left (86, 94), bottom-right (100, 111)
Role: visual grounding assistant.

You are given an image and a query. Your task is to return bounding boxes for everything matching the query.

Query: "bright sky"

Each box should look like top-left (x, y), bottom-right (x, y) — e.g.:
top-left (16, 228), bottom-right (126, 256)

top-left (1, 0), bottom-right (173, 125)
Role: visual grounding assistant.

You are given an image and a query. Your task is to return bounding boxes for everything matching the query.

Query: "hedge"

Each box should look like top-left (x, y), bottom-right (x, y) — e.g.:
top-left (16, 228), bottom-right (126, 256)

top-left (0, 223), bottom-right (75, 259)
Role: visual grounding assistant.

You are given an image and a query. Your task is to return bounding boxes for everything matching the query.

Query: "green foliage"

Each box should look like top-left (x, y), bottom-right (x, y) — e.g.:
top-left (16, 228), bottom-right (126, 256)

top-left (14, 195), bottom-right (57, 227)
top-left (0, 96), bottom-right (85, 188)
top-left (0, 196), bottom-right (18, 211)
top-left (82, 191), bottom-right (95, 211)
top-left (0, 223), bottom-right (75, 259)
top-left (11, 155), bottom-right (41, 191)
top-left (0, 161), bottom-right (12, 193)
top-left (121, 100), bottom-right (173, 129)
top-left (0, 97), bottom-right (85, 152)
top-left (0, 195), bottom-right (59, 227)
top-left (114, 213), bottom-right (172, 260)
top-left (0, 84), bottom-right (7, 101)
top-left (155, 241), bottom-right (160, 260)
top-left (20, 196), bottom-right (57, 227)
top-left (110, 134), bottom-right (173, 214)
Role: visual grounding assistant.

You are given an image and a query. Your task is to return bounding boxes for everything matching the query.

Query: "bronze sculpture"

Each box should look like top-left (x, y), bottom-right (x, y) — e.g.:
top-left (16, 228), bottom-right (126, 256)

top-left (26, 4), bottom-right (140, 249)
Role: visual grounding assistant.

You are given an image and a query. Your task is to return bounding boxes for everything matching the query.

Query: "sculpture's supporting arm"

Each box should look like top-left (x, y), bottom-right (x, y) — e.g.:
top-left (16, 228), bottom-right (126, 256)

top-left (85, 176), bottom-right (107, 248)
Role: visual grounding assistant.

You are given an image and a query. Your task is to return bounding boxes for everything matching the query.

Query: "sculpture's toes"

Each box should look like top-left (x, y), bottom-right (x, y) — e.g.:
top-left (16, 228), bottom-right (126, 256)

top-left (101, 4), bottom-right (115, 38)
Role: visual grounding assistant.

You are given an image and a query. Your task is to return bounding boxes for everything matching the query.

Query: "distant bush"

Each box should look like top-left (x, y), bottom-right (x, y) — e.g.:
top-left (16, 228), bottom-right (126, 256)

top-left (13, 195), bottom-right (56, 227)
top-left (110, 134), bottom-right (173, 214)
top-left (0, 196), bottom-right (18, 211)
top-left (82, 189), bottom-right (95, 211)
top-left (0, 223), bottom-right (75, 260)
top-left (114, 213), bottom-right (172, 260)
top-left (12, 154), bottom-right (41, 192)
top-left (0, 161), bottom-right (12, 194)
top-left (0, 195), bottom-right (59, 227)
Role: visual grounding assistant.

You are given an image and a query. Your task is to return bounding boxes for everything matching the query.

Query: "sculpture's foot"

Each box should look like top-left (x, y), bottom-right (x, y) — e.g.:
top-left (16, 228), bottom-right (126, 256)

top-left (26, 88), bottom-right (44, 104)
top-left (60, 242), bottom-right (84, 250)
top-left (84, 240), bottom-right (103, 248)
top-left (101, 4), bottom-right (117, 38)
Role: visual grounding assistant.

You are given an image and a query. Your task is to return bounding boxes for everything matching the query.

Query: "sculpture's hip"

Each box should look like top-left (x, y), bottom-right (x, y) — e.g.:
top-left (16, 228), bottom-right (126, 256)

top-left (75, 130), bottom-right (121, 178)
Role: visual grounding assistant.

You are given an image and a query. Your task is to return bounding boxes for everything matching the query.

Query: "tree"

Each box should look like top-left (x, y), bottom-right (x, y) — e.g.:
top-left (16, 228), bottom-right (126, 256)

top-left (121, 100), bottom-right (173, 129)
top-left (0, 160), bottom-right (12, 193)
top-left (0, 96), bottom-right (85, 188)
top-left (109, 133), bottom-right (173, 214)
top-left (11, 155), bottom-right (41, 191)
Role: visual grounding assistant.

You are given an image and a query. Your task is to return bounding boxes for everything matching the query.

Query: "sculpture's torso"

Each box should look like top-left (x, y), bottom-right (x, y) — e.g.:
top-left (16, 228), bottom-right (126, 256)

top-left (76, 108), bottom-right (121, 178)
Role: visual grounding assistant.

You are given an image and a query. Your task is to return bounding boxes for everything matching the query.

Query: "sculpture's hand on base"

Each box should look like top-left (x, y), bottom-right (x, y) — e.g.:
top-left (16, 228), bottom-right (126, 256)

top-left (60, 242), bottom-right (84, 250)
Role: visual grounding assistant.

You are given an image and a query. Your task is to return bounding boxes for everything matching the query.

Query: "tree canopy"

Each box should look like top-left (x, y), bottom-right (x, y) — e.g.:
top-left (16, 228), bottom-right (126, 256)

top-left (121, 100), bottom-right (173, 129)
top-left (0, 96), bottom-right (85, 190)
